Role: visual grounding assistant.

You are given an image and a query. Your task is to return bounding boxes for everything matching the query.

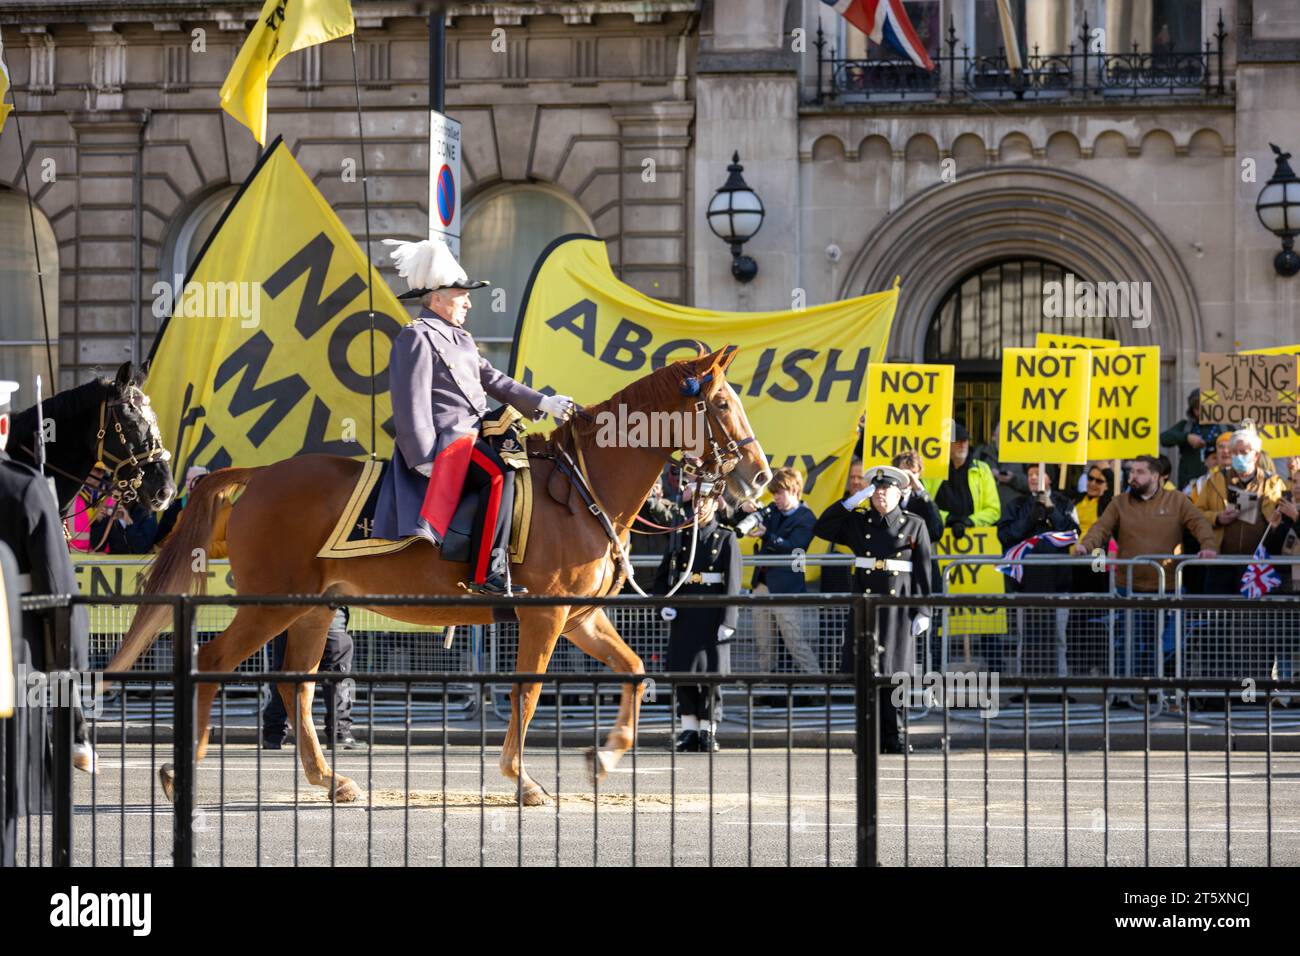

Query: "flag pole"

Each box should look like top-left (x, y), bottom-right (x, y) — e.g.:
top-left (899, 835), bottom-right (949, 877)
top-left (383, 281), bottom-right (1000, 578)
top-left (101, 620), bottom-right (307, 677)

top-left (348, 32), bottom-right (377, 462)
top-left (6, 86), bottom-right (56, 389)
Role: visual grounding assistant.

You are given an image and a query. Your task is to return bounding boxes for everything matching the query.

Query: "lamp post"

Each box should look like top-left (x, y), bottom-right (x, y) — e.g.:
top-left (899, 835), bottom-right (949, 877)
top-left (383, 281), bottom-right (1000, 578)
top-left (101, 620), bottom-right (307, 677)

top-left (1256, 143), bottom-right (1300, 277)
top-left (706, 152), bottom-right (765, 283)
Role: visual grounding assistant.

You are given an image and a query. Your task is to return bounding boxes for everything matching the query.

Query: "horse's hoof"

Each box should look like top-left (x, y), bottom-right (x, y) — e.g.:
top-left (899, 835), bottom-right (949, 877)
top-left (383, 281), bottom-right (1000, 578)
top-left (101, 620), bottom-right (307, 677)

top-left (159, 763), bottom-right (175, 804)
top-left (520, 782), bottom-right (553, 807)
top-left (331, 776), bottom-right (363, 803)
top-left (585, 747), bottom-right (617, 785)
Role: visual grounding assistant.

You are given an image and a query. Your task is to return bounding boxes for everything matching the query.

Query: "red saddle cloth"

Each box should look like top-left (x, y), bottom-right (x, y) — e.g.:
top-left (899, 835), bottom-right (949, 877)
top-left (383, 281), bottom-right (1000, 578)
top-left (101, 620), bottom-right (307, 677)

top-left (418, 433), bottom-right (476, 539)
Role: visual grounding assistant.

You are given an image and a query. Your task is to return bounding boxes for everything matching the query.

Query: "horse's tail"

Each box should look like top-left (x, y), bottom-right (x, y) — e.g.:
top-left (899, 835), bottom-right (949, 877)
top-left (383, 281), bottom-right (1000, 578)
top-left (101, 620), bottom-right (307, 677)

top-left (106, 467), bottom-right (259, 674)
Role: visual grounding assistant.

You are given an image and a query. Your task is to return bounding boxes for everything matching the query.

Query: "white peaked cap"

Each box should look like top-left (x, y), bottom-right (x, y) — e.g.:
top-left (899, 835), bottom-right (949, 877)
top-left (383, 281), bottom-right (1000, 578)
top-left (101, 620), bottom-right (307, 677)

top-left (382, 236), bottom-right (488, 299)
top-left (0, 380), bottom-right (18, 411)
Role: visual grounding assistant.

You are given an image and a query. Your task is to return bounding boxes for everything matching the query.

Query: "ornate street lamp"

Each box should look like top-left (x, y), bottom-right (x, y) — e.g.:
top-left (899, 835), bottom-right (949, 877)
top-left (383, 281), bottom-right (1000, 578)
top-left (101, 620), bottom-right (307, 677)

top-left (706, 151), bottom-right (765, 283)
top-left (1256, 143), bottom-right (1300, 277)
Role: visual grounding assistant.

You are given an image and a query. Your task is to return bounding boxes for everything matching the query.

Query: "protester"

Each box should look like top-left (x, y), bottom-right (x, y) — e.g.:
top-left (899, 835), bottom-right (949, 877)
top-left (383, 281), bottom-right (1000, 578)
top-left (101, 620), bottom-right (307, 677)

top-left (1156, 455), bottom-right (1177, 491)
top-left (262, 607), bottom-right (363, 750)
top-left (89, 499), bottom-right (160, 554)
top-left (1194, 425), bottom-right (1287, 593)
top-left (974, 420), bottom-right (1029, 516)
top-left (1263, 456), bottom-right (1300, 592)
top-left (892, 450), bottom-right (944, 542)
top-left (1160, 389), bottom-right (1230, 489)
top-left (1074, 455), bottom-right (1216, 674)
top-left (1182, 442), bottom-right (1220, 498)
top-left (923, 423), bottom-right (1001, 537)
top-left (1074, 463), bottom-right (1113, 539)
top-left (653, 492), bottom-right (740, 754)
top-left (744, 467), bottom-right (820, 675)
top-left (998, 463), bottom-right (1079, 676)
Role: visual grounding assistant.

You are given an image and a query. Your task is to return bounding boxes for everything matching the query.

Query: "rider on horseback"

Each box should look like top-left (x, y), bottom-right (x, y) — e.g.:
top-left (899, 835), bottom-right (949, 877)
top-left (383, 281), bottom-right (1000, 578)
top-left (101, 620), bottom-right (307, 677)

top-left (374, 236), bottom-right (575, 596)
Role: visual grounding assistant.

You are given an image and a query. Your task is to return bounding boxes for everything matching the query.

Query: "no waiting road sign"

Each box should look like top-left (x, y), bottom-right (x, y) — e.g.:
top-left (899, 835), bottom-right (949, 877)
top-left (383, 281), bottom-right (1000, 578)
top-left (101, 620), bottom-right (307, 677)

top-left (429, 111), bottom-right (461, 257)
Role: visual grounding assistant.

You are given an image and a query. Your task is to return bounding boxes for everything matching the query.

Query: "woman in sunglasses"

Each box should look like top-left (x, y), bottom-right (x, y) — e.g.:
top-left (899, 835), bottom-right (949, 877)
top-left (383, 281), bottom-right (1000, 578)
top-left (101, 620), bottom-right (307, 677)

top-left (1073, 463), bottom-right (1114, 594)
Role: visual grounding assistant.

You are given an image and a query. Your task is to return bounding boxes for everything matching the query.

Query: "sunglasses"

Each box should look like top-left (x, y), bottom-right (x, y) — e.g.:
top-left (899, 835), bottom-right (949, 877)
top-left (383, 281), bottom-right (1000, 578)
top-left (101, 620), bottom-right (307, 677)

top-left (1087, 474), bottom-right (1107, 484)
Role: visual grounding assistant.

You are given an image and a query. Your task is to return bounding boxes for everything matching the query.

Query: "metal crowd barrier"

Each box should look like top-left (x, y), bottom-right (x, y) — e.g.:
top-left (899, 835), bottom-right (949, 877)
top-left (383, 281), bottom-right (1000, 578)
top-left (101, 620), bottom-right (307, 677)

top-left (1174, 555), bottom-right (1300, 726)
top-left (938, 555), bottom-right (1169, 725)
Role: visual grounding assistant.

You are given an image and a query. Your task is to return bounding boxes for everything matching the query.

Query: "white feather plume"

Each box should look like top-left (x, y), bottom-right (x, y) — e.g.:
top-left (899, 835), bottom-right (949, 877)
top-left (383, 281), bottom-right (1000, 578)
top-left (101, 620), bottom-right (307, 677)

top-left (382, 236), bottom-right (467, 292)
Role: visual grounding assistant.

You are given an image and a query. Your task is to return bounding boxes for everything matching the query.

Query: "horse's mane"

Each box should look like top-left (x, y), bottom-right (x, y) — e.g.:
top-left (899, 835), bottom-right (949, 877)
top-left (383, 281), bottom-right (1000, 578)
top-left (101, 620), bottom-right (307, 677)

top-left (8, 376), bottom-right (114, 434)
top-left (540, 359), bottom-right (698, 452)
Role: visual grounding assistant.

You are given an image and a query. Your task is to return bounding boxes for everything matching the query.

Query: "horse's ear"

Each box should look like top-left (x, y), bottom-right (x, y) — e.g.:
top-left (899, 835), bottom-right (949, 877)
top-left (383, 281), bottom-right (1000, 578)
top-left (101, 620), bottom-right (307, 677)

top-left (114, 362), bottom-right (134, 392)
top-left (711, 345), bottom-right (740, 373)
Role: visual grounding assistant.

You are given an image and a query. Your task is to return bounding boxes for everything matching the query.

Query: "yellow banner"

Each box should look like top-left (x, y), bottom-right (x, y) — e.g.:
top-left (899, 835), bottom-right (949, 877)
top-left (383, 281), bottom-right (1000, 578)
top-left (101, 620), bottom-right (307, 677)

top-left (862, 363), bottom-right (954, 481)
top-left (0, 29), bottom-right (13, 135)
top-left (1243, 344), bottom-right (1300, 457)
top-left (1034, 332), bottom-right (1119, 350)
top-left (510, 236), bottom-right (897, 526)
top-left (73, 556), bottom-right (438, 635)
top-left (146, 139), bottom-right (400, 479)
top-left (999, 348), bottom-right (1092, 464)
top-left (1085, 346), bottom-right (1160, 459)
top-left (220, 0), bottom-right (355, 146)
top-left (934, 527), bottom-right (1006, 636)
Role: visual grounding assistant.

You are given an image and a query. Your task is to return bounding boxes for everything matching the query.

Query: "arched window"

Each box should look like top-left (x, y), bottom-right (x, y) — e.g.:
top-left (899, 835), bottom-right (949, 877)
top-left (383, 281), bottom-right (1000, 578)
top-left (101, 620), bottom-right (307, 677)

top-left (160, 185), bottom-right (238, 284)
top-left (460, 184), bottom-right (594, 371)
top-left (925, 257), bottom-right (1117, 445)
top-left (0, 188), bottom-right (59, 390)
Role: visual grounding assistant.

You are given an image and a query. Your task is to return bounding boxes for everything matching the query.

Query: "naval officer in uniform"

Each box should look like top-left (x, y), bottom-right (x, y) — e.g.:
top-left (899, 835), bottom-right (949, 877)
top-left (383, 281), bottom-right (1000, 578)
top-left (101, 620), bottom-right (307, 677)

top-left (813, 465), bottom-right (932, 754)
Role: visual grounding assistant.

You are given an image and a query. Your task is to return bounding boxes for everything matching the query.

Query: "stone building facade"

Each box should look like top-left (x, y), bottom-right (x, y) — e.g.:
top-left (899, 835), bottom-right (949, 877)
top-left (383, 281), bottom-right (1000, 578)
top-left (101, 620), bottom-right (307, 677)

top-left (0, 0), bottom-right (1297, 448)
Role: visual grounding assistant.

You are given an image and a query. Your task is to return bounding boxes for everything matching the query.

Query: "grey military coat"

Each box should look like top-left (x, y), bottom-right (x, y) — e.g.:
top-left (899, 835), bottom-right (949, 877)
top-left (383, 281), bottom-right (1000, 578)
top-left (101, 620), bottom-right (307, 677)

top-left (373, 309), bottom-right (546, 542)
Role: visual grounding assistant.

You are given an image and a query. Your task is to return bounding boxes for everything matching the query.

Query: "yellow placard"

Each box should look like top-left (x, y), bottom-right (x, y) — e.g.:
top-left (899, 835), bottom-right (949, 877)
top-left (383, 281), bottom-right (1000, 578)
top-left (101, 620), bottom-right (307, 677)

top-left (934, 527), bottom-right (1006, 636)
top-left (862, 363), bottom-right (954, 481)
top-left (1243, 344), bottom-right (1300, 457)
top-left (999, 348), bottom-right (1092, 464)
top-left (1085, 346), bottom-right (1160, 459)
top-left (1035, 332), bottom-right (1120, 350)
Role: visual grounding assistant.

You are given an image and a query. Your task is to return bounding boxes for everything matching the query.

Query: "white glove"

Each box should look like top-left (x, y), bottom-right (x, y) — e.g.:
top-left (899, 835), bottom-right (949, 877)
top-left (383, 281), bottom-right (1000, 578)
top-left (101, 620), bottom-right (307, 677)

top-left (910, 614), bottom-right (931, 637)
top-left (540, 393), bottom-right (575, 422)
top-left (414, 462), bottom-right (433, 477)
top-left (717, 624), bottom-right (736, 642)
top-left (844, 486), bottom-right (872, 510)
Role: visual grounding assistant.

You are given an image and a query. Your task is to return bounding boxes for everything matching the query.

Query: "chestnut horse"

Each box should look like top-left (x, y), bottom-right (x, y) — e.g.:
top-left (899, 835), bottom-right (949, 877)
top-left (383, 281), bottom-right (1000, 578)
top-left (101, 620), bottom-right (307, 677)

top-left (108, 347), bottom-right (769, 805)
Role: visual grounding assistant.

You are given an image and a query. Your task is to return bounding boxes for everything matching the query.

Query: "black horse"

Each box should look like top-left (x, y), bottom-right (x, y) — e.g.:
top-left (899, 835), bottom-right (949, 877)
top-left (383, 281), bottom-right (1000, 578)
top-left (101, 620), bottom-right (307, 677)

top-left (6, 361), bottom-right (175, 514)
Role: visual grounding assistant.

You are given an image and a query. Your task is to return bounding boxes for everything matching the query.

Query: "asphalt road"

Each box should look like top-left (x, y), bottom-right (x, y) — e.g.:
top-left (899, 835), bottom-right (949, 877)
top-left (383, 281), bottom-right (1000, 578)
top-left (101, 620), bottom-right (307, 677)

top-left (16, 744), bottom-right (1300, 866)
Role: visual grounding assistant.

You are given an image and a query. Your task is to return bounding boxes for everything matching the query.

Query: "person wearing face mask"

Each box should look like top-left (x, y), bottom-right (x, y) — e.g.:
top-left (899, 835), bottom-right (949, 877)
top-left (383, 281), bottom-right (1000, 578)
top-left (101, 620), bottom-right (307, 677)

top-left (1194, 425), bottom-right (1287, 594)
top-left (813, 465), bottom-right (932, 754)
top-left (1074, 455), bottom-right (1216, 674)
top-left (923, 422), bottom-right (1001, 540)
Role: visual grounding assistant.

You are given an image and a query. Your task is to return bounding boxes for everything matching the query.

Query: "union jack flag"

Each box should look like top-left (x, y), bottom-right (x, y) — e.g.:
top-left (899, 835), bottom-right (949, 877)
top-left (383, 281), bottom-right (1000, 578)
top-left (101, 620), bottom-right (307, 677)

top-left (1240, 540), bottom-right (1282, 598)
top-left (997, 531), bottom-right (1079, 582)
top-left (822, 0), bottom-right (936, 71)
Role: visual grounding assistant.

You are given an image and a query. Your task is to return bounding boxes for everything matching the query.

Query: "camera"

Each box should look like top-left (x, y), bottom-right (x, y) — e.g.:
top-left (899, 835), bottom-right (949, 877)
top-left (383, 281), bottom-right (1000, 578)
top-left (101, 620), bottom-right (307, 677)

top-left (735, 510), bottom-right (763, 536)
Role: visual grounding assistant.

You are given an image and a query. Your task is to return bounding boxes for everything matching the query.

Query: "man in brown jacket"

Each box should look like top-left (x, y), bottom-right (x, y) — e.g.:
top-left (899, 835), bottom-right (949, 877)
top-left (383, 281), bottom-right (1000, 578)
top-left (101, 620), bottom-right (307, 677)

top-left (1072, 455), bottom-right (1216, 676)
top-left (1072, 455), bottom-right (1217, 591)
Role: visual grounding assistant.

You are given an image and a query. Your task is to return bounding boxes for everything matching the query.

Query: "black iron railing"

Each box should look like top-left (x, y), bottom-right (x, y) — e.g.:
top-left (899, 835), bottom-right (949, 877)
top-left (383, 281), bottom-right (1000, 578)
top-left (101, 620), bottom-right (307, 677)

top-left (813, 10), bottom-right (1228, 103)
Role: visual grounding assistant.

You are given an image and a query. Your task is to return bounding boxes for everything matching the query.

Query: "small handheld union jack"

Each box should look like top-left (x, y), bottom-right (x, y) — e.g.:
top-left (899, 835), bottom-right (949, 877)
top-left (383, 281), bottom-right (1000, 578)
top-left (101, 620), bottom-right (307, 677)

top-left (1240, 540), bottom-right (1282, 598)
top-left (998, 530), bottom-right (1079, 582)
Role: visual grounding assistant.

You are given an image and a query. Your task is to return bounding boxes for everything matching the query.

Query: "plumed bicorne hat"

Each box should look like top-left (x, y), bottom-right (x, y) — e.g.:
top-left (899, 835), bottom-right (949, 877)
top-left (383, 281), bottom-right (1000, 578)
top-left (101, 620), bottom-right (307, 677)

top-left (382, 236), bottom-right (489, 300)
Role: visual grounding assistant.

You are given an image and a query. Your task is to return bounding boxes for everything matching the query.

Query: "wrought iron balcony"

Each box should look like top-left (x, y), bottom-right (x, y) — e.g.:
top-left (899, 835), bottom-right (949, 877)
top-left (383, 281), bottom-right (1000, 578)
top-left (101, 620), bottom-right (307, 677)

top-left (812, 10), bottom-right (1228, 104)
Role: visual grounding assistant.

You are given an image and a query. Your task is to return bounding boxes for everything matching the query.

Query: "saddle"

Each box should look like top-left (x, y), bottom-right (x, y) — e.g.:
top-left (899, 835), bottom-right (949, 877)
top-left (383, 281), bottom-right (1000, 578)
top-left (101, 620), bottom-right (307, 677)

top-left (315, 405), bottom-right (533, 563)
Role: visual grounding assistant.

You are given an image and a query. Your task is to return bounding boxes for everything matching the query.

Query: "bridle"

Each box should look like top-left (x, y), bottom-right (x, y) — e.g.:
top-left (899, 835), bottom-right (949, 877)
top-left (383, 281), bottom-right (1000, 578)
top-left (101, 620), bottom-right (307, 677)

top-left (91, 386), bottom-right (172, 506)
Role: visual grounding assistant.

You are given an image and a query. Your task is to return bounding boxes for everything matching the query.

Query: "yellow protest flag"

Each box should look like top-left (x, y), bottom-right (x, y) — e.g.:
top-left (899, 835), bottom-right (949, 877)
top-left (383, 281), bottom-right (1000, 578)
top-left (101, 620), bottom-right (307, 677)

top-left (220, 0), bottom-right (355, 146)
top-left (511, 236), bottom-right (896, 529)
top-left (1243, 344), bottom-right (1300, 456)
top-left (145, 137), bottom-right (402, 478)
top-left (1085, 346), bottom-right (1160, 459)
top-left (0, 29), bottom-right (14, 135)
top-left (1034, 332), bottom-right (1119, 350)
top-left (999, 348), bottom-right (1092, 464)
top-left (862, 363), bottom-right (954, 480)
